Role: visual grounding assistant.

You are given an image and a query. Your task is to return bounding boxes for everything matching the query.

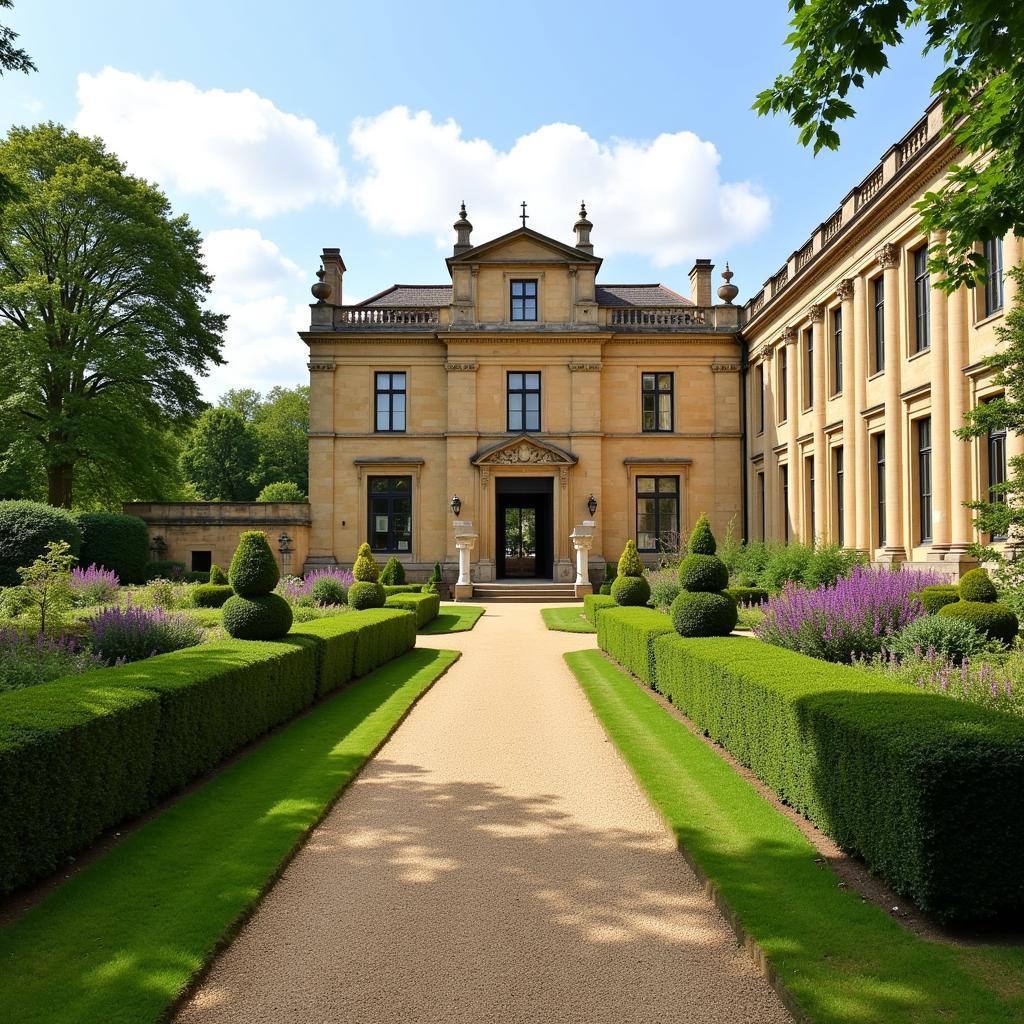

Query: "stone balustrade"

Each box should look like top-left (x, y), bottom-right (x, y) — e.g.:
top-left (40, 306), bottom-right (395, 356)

top-left (605, 306), bottom-right (708, 328)
top-left (335, 306), bottom-right (441, 327)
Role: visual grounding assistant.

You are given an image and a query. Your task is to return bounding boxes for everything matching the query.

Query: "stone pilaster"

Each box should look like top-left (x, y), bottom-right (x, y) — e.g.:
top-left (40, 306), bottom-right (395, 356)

top-left (928, 231), bottom-right (952, 554)
top-left (808, 303), bottom-right (827, 541)
top-left (947, 285), bottom-right (974, 555)
top-left (877, 243), bottom-right (907, 561)
top-left (784, 326), bottom-right (801, 540)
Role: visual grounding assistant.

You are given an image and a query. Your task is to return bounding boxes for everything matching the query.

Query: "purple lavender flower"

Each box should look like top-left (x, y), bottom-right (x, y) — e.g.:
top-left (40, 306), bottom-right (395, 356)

top-left (70, 563), bottom-right (120, 606)
top-left (0, 628), bottom-right (108, 691)
top-left (277, 567), bottom-right (354, 602)
top-left (88, 604), bottom-right (201, 664)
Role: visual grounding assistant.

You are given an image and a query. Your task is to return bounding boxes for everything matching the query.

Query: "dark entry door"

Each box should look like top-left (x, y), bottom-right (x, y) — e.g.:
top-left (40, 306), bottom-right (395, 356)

top-left (503, 506), bottom-right (537, 576)
top-left (496, 477), bottom-right (553, 579)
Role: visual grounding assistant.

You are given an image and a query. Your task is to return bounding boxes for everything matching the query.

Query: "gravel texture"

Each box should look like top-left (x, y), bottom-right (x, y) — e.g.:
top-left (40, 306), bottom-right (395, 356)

top-left (176, 602), bottom-right (790, 1024)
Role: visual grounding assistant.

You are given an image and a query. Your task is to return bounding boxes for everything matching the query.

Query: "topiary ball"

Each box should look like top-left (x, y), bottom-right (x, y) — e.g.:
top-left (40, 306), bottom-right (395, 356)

top-left (348, 580), bottom-right (386, 609)
top-left (191, 583), bottom-right (233, 608)
top-left (920, 585), bottom-right (960, 615)
top-left (938, 600), bottom-right (1018, 647)
top-left (617, 540), bottom-right (644, 578)
top-left (222, 592), bottom-right (293, 640)
top-left (611, 574), bottom-right (651, 606)
top-left (678, 553), bottom-right (729, 593)
top-left (670, 591), bottom-right (738, 637)
top-left (958, 568), bottom-right (997, 603)
top-left (229, 531), bottom-right (280, 597)
top-left (209, 563), bottom-right (228, 585)
top-left (311, 577), bottom-right (347, 606)
top-left (687, 512), bottom-right (717, 555)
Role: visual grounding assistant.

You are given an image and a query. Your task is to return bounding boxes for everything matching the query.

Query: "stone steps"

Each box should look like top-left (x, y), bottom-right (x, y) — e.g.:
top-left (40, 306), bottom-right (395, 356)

top-left (470, 582), bottom-right (580, 603)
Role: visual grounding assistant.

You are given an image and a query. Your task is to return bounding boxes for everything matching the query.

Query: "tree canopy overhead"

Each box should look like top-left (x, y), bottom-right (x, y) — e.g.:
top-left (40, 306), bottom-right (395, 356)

top-left (0, 1), bottom-right (34, 76)
top-left (0, 123), bottom-right (226, 507)
top-left (755, 0), bottom-right (1024, 290)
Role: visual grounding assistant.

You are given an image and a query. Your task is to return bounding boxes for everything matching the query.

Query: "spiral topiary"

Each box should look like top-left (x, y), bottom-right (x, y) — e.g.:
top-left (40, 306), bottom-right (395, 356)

top-left (678, 553), bottom-right (729, 593)
top-left (611, 574), bottom-right (651, 607)
top-left (348, 580), bottom-right (387, 609)
top-left (670, 591), bottom-right (737, 637)
top-left (687, 512), bottom-right (716, 555)
top-left (229, 531), bottom-right (280, 597)
top-left (223, 530), bottom-right (291, 640)
top-left (958, 568), bottom-right (998, 604)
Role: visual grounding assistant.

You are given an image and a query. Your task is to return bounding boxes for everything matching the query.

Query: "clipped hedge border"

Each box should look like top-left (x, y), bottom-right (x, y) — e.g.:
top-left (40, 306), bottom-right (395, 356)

top-left (385, 592), bottom-right (441, 628)
top-left (596, 607), bottom-right (674, 686)
top-left (583, 593), bottom-right (617, 625)
top-left (650, 633), bottom-right (1024, 922)
top-left (0, 609), bottom-right (418, 897)
top-left (383, 584), bottom-right (426, 595)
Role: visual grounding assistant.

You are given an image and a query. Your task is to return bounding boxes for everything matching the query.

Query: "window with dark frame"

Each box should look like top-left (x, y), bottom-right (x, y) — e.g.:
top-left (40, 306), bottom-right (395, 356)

top-left (507, 372), bottom-right (541, 432)
top-left (781, 464), bottom-right (790, 543)
top-left (780, 347), bottom-right (788, 421)
top-left (641, 372), bottom-right (674, 432)
top-left (375, 372), bottom-right (407, 432)
top-left (756, 364), bottom-right (765, 433)
top-left (984, 238), bottom-right (1005, 317)
top-left (758, 471), bottom-right (766, 540)
top-left (635, 476), bottom-right (679, 553)
top-left (835, 446), bottom-right (845, 546)
top-left (988, 413), bottom-right (1008, 540)
top-left (806, 455), bottom-right (816, 540)
top-left (873, 277), bottom-right (885, 373)
top-left (832, 307), bottom-right (843, 394)
top-left (917, 417), bottom-right (932, 543)
top-left (368, 475), bottom-right (412, 554)
top-left (804, 328), bottom-right (813, 409)
top-left (510, 279), bottom-right (538, 321)
top-left (913, 245), bottom-right (931, 352)
top-left (876, 433), bottom-right (886, 547)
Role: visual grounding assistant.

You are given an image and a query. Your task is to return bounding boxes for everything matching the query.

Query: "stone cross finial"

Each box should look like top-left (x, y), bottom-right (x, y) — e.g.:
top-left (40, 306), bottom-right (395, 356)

top-left (520, 201), bottom-right (529, 228)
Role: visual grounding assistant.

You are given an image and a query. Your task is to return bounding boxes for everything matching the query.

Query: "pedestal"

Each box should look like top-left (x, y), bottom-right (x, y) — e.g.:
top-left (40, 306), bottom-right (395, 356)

top-left (453, 521), bottom-right (477, 602)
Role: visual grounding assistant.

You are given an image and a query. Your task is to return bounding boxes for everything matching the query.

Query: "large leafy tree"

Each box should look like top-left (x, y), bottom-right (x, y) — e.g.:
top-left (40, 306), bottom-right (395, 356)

top-left (179, 408), bottom-right (259, 502)
top-left (0, 123), bottom-right (225, 507)
top-left (755, 0), bottom-right (1024, 290)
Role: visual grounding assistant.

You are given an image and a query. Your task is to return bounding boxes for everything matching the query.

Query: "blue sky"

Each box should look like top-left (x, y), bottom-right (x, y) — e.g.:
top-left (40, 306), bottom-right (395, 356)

top-left (3, 0), bottom-right (944, 398)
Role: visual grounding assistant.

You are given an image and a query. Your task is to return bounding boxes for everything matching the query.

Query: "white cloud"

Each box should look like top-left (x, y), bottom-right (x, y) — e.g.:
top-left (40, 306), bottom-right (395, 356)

top-left (74, 69), bottom-right (346, 218)
top-left (199, 229), bottom-right (309, 399)
top-left (348, 107), bottom-right (771, 266)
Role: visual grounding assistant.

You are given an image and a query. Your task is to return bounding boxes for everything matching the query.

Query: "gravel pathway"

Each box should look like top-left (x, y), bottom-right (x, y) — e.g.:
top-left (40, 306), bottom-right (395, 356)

top-left (176, 602), bottom-right (790, 1024)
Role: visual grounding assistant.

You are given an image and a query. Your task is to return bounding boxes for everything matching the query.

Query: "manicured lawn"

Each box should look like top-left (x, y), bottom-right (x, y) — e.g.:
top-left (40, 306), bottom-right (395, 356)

top-left (0, 647), bottom-right (459, 1024)
top-left (565, 649), bottom-right (1024, 1024)
top-left (541, 606), bottom-right (596, 633)
top-left (419, 604), bottom-right (485, 634)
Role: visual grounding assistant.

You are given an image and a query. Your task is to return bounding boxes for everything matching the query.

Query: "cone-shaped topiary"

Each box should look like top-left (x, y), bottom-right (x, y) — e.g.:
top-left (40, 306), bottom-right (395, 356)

top-left (348, 580), bottom-right (386, 609)
top-left (222, 593), bottom-right (293, 640)
top-left (687, 512), bottom-right (716, 555)
top-left (228, 531), bottom-right (280, 597)
top-left (380, 556), bottom-right (406, 585)
top-left (611, 575), bottom-right (651, 606)
top-left (353, 542), bottom-right (381, 583)
top-left (670, 590), bottom-right (737, 637)
top-left (617, 540), bottom-right (644, 578)
top-left (678, 553), bottom-right (729, 593)
top-left (958, 568), bottom-right (997, 603)
top-left (209, 563), bottom-right (228, 585)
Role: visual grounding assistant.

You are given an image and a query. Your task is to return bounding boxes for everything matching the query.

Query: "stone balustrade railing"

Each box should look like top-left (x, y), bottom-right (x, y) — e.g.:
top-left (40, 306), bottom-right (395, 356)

top-left (605, 306), bottom-right (708, 327)
top-left (336, 306), bottom-right (441, 326)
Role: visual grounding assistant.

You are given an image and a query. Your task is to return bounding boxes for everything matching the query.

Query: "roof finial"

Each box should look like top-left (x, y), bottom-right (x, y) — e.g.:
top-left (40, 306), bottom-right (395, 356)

top-left (453, 200), bottom-right (473, 255)
top-left (717, 261), bottom-right (739, 305)
top-left (520, 200), bottom-right (529, 228)
top-left (574, 199), bottom-right (594, 254)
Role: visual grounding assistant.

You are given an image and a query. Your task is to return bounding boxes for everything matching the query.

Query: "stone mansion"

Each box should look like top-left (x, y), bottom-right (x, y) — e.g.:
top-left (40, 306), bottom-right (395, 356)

top-left (128, 97), bottom-right (1019, 591)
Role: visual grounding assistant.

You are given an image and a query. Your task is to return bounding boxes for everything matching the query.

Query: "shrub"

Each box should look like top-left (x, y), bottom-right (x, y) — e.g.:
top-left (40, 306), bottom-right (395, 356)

top-left (596, 606), bottom-right (674, 686)
top-left (143, 560), bottom-right (186, 581)
top-left (647, 566), bottom-right (681, 609)
top-left (670, 591), bottom-right (738, 637)
top-left (278, 567), bottom-right (353, 604)
top-left (611, 575), bottom-right (651, 606)
top-left (725, 586), bottom-right (769, 607)
top-left (677, 553), bottom-right (728, 593)
top-left (759, 543), bottom-right (814, 591)
top-left (920, 584), bottom-right (960, 614)
top-left (222, 593), bottom-right (294, 640)
top-left (13, 541), bottom-right (76, 636)
top-left (191, 583), bottom-right (233, 608)
top-left (598, 583), bottom-right (612, 595)
top-left (939, 600), bottom-right (1019, 647)
top-left (384, 592), bottom-right (440, 628)
top-left (584, 593), bottom-right (617, 624)
top-left (803, 544), bottom-right (868, 589)
top-left (255, 481), bottom-right (307, 502)
top-left (89, 605), bottom-right (204, 663)
top-left (228, 531), bottom-right (280, 597)
top-left (380, 556), bottom-right (406, 586)
top-left (958, 567), bottom-right (998, 603)
top-left (0, 629), bottom-right (106, 693)
top-left (383, 584), bottom-right (423, 595)
top-left (617, 540), bottom-right (644, 578)
top-left (311, 577), bottom-right (348, 607)
top-left (603, 561), bottom-right (616, 584)
top-left (650, 634), bottom-right (1024, 922)
top-left (0, 500), bottom-right (81, 587)
top-left (76, 513), bottom-right (149, 584)
top-left (755, 566), bottom-right (939, 663)
top-left (687, 512), bottom-right (716, 555)
top-left (348, 580), bottom-right (386, 609)
top-left (353, 542), bottom-right (381, 583)
top-left (423, 561), bottom-right (442, 595)
top-left (885, 615), bottom-right (989, 665)
top-left (209, 564), bottom-right (228, 585)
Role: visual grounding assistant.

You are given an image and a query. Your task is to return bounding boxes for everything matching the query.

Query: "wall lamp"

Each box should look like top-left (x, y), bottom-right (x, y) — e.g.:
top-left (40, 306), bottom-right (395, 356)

top-left (587, 494), bottom-right (598, 516)
top-left (450, 494), bottom-right (462, 517)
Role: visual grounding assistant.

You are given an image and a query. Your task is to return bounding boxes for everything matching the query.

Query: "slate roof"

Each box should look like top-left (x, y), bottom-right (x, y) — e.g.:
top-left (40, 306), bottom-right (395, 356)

top-left (357, 283), bottom-right (691, 308)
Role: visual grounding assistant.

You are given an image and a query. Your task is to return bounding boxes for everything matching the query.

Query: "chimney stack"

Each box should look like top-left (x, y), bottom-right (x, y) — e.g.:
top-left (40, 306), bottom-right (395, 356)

top-left (688, 259), bottom-right (714, 306)
top-left (320, 248), bottom-right (346, 305)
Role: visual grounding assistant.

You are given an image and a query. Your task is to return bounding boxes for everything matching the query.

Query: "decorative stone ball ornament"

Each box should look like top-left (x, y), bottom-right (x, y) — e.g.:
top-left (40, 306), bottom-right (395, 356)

top-left (222, 530), bottom-right (294, 640)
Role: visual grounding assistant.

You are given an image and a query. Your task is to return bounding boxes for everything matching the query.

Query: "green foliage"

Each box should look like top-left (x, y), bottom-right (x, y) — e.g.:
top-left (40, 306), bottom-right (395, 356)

top-left (760, 543), bottom-right (815, 591)
top-left (670, 591), bottom-right (738, 637)
top-left (423, 561), bottom-right (442, 595)
top-left (0, 123), bottom-right (225, 507)
top-left (649, 634), bottom-right (1024, 921)
top-left (885, 615), bottom-right (989, 666)
top-left (678, 553), bottom-right (729, 593)
top-left (647, 566), bottom-right (681, 609)
top-left (610, 574), bottom-right (651, 607)
top-left (379, 555), bottom-right (406, 585)
top-left (616, 539), bottom-right (644, 578)
top-left (920, 584), bottom-right (960, 614)
top-left (180, 408), bottom-right (259, 502)
top-left (382, 584), bottom-right (423, 595)
top-left (208, 563), bottom-right (227, 585)
top-left (598, 582), bottom-right (612, 595)
top-left (958, 567), bottom-right (997, 603)
top-left (938, 600), bottom-right (1019, 647)
top-left (352, 542), bottom-right (381, 583)
top-left (583, 593), bottom-right (617, 625)
top-left (13, 540), bottom-right (75, 635)
top-left (384, 592), bottom-right (440, 628)
top-left (76, 513), bottom-right (149, 584)
top-left (255, 481), bottom-right (307, 502)
top-left (222, 593), bottom-right (293, 641)
top-left (725, 586), bottom-right (769, 607)
top-left (687, 512), bottom-right (716, 555)
top-left (0, 500), bottom-right (81, 586)
top-left (191, 583), bottom-right (233, 609)
top-left (726, 539), bottom-right (867, 593)
top-left (603, 561), bottom-right (616, 582)
top-left (0, 2), bottom-right (35, 75)
top-left (311, 577), bottom-right (347, 607)
top-left (142, 560), bottom-right (185, 582)
top-left (596, 606), bottom-right (674, 686)
top-left (228, 531), bottom-right (279, 597)
top-left (802, 543), bottom-right (865, 589)
top-left (347, 580), bottom-right (386, 610)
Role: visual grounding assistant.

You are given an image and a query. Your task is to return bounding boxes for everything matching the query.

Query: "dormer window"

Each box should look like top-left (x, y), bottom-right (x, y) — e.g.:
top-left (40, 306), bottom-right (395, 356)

top-left (510, 280), bottom-right (537, 321)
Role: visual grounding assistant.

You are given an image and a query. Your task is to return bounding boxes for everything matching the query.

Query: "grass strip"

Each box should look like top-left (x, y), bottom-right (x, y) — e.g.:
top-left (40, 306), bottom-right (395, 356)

top-left (419, 604), bottom-right (485, 634)
top-left (540, 606), bottom-right (596, 633)
top-left (565, 649), bottom-right (1024, 1024)
top-left (0, 647), bottom-right (460, 1024)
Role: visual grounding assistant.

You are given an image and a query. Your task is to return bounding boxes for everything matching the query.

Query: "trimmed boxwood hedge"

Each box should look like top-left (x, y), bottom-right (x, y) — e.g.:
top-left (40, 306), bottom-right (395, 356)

top-left (76, 512), bottom-right (149, 584)
top-left (191, 583), bottom-right (233, 608)
top-left (919, 585), bottom-right (959, 615)
top-left (584, 593), bottom-right (617, 624)
top-left (938, 600), bottom-right (1019, 646)
top-left (649, 633), bottom-right (1024, 922)
top-left (385, 592), bottom-right (441, 628)
top-left (0, 500), bottom-right (82, 586)
top-left (383, 584), bottom-right (426, 595)
top-left (596, 607), bottom-right (674, 686)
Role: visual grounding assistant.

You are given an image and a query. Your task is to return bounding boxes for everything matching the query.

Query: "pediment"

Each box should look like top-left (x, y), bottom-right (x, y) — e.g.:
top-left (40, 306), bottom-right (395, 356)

top-left (471, 434), bottom-right (578, 467)
top-left (447, 227), bottom-right (601, 269)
